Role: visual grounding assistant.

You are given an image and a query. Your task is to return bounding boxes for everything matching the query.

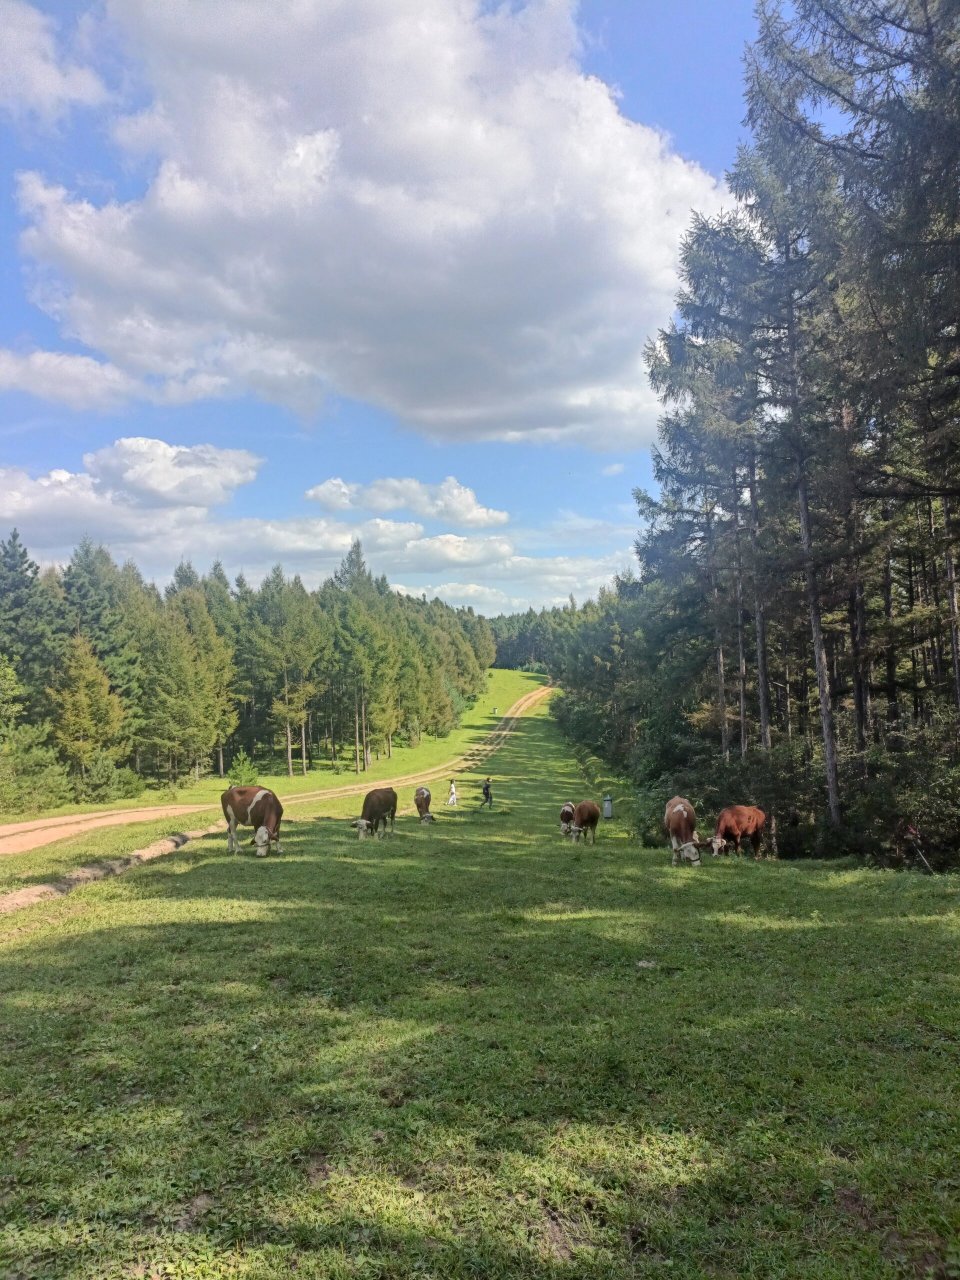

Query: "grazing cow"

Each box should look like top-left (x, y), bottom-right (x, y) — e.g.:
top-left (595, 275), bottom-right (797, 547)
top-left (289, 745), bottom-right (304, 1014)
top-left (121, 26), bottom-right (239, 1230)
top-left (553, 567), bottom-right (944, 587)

top-left (664, 795), bottom-right (703, 866)
top-left (566, 800), bottom-right (601, 844)
top-left (221, 785), bottom-right (283, 857)
top-left (710, 805), bottom-right (766, 858)
top-left (559, 801), bottom-right (576, 833)
top-left (355, 787), bottom-right (398, 839)
top-left (414, 785), bottom-right (436, 824)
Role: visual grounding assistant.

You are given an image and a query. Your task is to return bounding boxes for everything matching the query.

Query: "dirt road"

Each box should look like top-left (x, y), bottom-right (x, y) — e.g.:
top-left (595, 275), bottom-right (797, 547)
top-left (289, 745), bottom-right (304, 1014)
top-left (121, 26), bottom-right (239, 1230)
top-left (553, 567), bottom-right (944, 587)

top-left (0, 683), bottom-right (552, 858)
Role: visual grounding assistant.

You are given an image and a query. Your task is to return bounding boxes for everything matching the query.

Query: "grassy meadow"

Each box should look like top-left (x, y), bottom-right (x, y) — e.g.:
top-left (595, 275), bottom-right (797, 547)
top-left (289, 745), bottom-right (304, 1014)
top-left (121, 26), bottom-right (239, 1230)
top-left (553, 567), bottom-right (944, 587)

top-left (1, 680), bottom-right (959, 1278)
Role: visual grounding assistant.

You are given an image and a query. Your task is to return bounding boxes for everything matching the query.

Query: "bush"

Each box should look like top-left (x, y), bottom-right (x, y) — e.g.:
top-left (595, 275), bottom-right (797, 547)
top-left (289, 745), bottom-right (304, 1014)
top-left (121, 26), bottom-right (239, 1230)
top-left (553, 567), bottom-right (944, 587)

top-left (76, 750), bottom-right (143, 803)
top-left (228, 748), bottom-right (258, 786)
top-left (0, 722), bottom-right (73, 814)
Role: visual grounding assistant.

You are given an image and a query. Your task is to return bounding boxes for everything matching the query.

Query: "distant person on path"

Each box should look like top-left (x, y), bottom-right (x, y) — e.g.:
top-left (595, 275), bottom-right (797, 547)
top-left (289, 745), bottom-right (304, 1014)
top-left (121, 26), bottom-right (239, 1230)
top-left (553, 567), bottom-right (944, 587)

top-left (447, 779), bottom-right (457, 807)
top-left (480, 777), bottom-right (493, 809)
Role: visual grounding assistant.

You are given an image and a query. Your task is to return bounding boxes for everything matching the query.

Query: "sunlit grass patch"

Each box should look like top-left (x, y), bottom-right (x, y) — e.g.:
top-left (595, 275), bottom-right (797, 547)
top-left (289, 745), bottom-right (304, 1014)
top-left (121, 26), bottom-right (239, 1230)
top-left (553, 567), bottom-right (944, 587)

top-left (1, 683), bottom-right (959, 1277)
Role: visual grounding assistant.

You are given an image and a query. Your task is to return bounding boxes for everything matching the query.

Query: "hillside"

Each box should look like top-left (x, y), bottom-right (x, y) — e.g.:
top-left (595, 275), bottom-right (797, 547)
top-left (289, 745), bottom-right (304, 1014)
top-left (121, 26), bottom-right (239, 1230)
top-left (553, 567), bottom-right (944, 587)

top-left (1, 676), bottom-right (958, 1278)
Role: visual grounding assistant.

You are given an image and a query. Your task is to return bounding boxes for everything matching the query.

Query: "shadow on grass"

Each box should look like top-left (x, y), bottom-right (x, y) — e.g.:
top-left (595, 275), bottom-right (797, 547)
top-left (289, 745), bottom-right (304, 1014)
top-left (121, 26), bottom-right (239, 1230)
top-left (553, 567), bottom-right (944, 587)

top-left (1, 709), bottom-right (958, 1278)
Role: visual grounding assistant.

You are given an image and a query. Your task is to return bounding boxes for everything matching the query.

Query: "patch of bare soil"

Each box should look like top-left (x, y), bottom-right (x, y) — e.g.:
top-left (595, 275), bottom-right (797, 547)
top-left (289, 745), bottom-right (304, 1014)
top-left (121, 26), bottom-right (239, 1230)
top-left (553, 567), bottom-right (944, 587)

top-left (172, 1192), bottom-right (214, 1232)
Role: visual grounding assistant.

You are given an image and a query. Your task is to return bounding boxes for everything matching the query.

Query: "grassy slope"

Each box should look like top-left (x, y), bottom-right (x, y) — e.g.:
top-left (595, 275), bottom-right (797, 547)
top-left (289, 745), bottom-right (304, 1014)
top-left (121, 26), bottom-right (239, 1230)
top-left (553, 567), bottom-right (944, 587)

top-left (1, 694), bottom-right (959, 1279)
top-left (11, 670), bottom-right (534, 822)
top-left (0, 670), bottom-right (536, 895)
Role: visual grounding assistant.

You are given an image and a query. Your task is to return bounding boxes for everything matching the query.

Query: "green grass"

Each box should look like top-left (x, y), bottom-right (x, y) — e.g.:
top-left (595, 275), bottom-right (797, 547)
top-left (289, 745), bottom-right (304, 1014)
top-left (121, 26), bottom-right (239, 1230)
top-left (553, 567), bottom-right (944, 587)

top-left (9, 670), bottom-right (536, 822)
top-left (1, 694), bottom-right (959, 1278)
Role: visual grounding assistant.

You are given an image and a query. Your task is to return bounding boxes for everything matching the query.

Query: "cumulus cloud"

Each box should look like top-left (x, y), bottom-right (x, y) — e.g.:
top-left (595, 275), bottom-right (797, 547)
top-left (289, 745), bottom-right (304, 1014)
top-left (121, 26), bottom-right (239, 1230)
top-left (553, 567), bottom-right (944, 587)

top-left (84, 437), bottom-right (262, 507)
top-left (0, 0), bottom-right (106, 120)
top-left (0, 435), bottom-right (630, 606)
top-left (11, 0), bottom-right (725, 444)
top-left (307, 475), bottom-right (508, 526)
top-left (601, 461), bottom-right (625, 476)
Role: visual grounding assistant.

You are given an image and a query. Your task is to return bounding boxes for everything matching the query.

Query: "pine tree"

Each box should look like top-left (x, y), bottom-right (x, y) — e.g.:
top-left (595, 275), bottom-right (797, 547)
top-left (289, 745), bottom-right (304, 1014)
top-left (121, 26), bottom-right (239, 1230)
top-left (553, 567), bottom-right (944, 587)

top-left (49, 634), bottom-right (125, 782)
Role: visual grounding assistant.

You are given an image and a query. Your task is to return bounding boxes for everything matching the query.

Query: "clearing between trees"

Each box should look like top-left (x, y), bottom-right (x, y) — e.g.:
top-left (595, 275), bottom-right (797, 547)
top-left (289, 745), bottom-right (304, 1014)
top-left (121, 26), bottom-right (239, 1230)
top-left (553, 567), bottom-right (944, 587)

top-left (1, 680), bottom-right (958, 1279)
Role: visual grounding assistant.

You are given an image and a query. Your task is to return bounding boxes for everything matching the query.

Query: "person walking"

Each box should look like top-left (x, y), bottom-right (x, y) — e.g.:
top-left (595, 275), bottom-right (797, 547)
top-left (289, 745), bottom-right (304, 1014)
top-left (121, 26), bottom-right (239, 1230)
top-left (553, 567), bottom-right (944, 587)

top-left (446, 779), bottom-right (457, 807)
top-left (480, 777), bottom-right (493, 809)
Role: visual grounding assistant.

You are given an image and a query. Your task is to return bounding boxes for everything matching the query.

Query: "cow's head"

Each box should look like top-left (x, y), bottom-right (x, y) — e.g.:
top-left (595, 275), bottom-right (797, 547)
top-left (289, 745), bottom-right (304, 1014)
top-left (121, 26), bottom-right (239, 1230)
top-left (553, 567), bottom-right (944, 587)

top-left (560, 821), bottom-right (572, 835)
top-left (566, 824), bottom-right (583, 842)
top-left (678, 840), bottom-right (702, 865)
top-left (709, 835), bottom-right (726, 857)
top-left (355, 818), bottom-right (372, 839)
top-left (254, 825), bottom-right (271, 856)
top-left (420, 813), bottom-right (436, 824)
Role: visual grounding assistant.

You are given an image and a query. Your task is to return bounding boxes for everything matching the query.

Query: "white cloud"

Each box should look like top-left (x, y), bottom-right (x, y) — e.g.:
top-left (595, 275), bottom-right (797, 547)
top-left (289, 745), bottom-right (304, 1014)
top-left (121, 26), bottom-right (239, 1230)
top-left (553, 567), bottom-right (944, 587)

top-left (0, 436), bottom-right (631, 607)
top-left (11, 0), bottom-right (725, 444)
top-left (307, 475), bottom-right (508, 526)
top-left (0, 349), bottom-right (136, 409)
top-left (601, 461), bottom-right (625, 476)
top-left (0, 0), bottom-right (106, 120)
top-left (84, 437), bottom-right (262, 507)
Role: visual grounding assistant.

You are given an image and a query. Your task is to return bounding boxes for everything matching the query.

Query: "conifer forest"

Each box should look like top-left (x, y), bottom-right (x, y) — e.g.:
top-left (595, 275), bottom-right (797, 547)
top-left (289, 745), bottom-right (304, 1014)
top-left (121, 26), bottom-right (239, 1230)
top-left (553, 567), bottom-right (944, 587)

top-left (0, 531), bottom-right (494, 811)
top-left (493, 3), bottom-right (960, 867)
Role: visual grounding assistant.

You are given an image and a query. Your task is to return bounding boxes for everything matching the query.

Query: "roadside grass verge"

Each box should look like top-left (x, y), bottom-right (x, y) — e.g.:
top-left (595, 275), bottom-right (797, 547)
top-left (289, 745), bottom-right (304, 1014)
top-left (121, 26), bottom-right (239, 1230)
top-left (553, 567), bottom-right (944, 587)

top-left (8, 669), bottom-right (536, 821)
top-left (1, 697), bottom-right (959, 1278)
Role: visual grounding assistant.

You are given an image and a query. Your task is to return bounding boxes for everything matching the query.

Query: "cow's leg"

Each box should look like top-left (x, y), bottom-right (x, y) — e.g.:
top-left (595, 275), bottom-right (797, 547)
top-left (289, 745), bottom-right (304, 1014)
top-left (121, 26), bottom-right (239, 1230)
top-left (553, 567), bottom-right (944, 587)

top-left (225, 805), bottom-right (238, 854)
top-left (274, 825), bottom-right (283, 856)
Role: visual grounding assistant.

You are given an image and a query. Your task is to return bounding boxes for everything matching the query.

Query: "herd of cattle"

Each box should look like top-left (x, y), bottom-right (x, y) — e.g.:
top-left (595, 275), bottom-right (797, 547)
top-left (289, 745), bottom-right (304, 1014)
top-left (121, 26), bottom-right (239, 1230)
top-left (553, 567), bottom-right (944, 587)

top-left (219, 784), bottom-right (767, 862)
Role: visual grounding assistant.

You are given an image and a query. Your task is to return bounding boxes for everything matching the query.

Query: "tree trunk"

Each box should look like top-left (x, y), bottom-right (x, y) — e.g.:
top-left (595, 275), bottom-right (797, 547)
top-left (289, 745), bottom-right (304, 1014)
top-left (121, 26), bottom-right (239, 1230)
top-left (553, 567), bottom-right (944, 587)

top-left (732, 466), bottom-right (748, 757)
top-left (943, 497), bottom-right (960, 714)
top-left (300, 719), bottom-right (308, 775)
top-left (354, 692), bottom-right (361, 775)
top-left (706, 506), bottom-right (729, 759)
top-left (218, 742), bottom-right (224, 778)
top-left (881, 502), bottom-right (901, 740)
top-left (361, 688), bottom-right (370, 770)
top-left (387, 730), bottom-right (392, 759)
top-left (748, 450), bottom-right (772, 751)
top-left (285, 720), bottom-right (293, 777)
top-left (797, 464), bottom-right (841, 825)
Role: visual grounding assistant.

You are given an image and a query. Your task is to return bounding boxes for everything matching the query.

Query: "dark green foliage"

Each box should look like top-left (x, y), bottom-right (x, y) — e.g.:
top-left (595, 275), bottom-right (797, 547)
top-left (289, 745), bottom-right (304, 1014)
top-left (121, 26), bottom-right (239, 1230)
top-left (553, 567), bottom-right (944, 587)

top-left (0, 534), bottom-right (495, 813)
top-left (0, 722), bottom-right (73, 812)
top-left (496, 2), bottom-right (960, 867)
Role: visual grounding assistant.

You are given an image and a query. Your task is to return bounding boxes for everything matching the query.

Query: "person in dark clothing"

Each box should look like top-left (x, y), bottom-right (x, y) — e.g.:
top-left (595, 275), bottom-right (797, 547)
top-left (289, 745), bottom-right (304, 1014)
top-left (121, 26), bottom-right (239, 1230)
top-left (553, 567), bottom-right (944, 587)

top-left (480, 777), bottom-right (493, 809)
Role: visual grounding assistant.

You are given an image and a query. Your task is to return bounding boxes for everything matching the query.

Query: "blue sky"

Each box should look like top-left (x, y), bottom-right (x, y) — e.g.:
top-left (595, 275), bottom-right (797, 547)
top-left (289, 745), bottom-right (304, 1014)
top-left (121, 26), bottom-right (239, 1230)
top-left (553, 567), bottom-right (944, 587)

top-left (0, 0), bottom-right (756, 612)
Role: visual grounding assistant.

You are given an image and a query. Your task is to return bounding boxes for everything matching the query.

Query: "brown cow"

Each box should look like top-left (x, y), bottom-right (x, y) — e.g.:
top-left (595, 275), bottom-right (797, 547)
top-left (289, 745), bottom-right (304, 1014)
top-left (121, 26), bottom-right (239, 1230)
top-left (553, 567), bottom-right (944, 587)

top-left (710, 805), bottom-right (766, 858)
top-left (663, 795), bottom-right (702, 867)
top-left (414, 785), bottom-right (435, 824)
top-left (559, 801), bottom-right (576, 833)
top-left (566, 800), bottom-right (601, 844)
top-left (355, 787), bottom-right (398, 839)
top-left (221, 785), bottom-right (284, 856)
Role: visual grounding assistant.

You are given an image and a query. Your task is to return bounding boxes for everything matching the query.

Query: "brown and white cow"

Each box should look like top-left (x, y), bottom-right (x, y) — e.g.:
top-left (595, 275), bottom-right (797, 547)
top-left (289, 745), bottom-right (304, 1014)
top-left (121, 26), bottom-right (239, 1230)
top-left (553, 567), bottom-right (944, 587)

top-left (559, 801), bottom-right (576, 834)
top-left (414, 785), bottom-right (436, 824)
top-left (664, 795), bottom-right (702, 867)
top-left (221, 785), bottom-right (284, 856)
top-left (355, 787), bottom-right (398, 839)
top-left (566, 800), bottom-right (601, 844)
top-left (710, 805), bottom-right (766, 858)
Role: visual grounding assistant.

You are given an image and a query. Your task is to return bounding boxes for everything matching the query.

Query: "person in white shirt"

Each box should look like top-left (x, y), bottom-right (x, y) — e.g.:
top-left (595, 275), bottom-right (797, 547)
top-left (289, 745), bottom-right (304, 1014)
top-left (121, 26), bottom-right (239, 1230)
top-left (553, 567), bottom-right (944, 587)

top-left (447, 779), bottom-right (457, 806)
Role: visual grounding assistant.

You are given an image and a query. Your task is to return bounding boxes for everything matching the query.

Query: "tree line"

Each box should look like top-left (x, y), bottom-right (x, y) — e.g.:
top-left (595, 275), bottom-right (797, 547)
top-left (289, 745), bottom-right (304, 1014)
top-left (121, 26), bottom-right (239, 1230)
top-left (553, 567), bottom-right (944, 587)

top-left (494, 1), bottom-right (960, 865)
top-left (0, 532), bottom-right (494, 812)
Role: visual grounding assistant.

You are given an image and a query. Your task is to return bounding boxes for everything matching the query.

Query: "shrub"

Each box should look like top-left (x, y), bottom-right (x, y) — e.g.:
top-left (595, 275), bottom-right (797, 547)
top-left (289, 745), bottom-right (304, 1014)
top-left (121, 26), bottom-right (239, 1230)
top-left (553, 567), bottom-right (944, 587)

top-left (0, 722), bottom-right (73, 814)
top-left (228, 748), bottom-right (258, 786)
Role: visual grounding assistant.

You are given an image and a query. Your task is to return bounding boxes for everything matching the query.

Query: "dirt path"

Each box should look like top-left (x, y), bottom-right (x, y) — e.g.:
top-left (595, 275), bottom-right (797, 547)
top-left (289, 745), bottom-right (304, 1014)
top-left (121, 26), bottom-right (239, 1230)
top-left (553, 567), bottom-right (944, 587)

top-left (0, 684), bottom-right (553, 859)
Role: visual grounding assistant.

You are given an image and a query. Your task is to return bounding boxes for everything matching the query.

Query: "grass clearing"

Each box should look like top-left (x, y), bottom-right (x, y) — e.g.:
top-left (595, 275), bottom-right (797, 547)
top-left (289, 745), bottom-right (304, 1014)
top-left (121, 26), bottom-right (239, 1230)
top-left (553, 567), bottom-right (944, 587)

top-left (9, 670), bottom-right (534, 822)
top-left (1, 687), bottom-right (959, 1277)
